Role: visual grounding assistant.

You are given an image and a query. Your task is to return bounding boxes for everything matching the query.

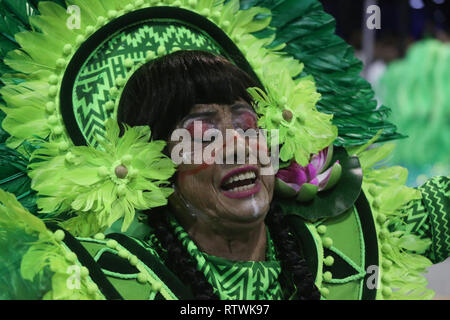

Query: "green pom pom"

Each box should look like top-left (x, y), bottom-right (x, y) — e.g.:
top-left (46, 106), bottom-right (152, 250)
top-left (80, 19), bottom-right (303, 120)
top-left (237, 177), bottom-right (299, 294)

top-left (382, 244), bottom-right (393, 254)
top-left (80, 266), bottom-right (89, 278)
top-left (109, 87), bottom-right (119, 97)
top-left (322, 237), bottom-right (333, 249)
top-left (152, 281), bottom-right (162, 292)
top-left (65, 152), bottom-right (76, 163)
top-left (105, 101), bottom-right (115, 111)
top-left (317, 225), bottom-right (327, 235)
top-left (115, 76), bottom-right (126, 87)
top-left (63, 44), bottom-right (73, 56)
top-left (65, 252), bottom-right (77, 263)
top-left (96, 16), bottom-right (106, 26)
top-left (323, 271), bottom-right (333, 282)
top-left (48, 86), bottom-right (58, 97)
top-left (377, 213), bottom-right (387, 224)
top-left (324, 256), bottom-right (334, 267)
top-left (372, 197), bottom-right (382, 209)
top-left (201, 8), bottom-right (211, 17)
top-left (58, 141), bottom-right (69, 152)
top-left (129, 255), bottom-right (139, 266)
top-left (48, 115), bottom-right (58, 125)
top-left (94, 233), bottom-right (105, 240)
top-left (108, 10), bottom-right (118, 18)
top-left (54, 229), bottom-right (65, 242)
top-left (382, 274), bottom-right (392, 284)
top-left (106, 239), bottom-right (118, 249)
top-left (48, 75), bottom-right (59, 85)
top-left (118, 249), bottom-right (129, 259)
top-left (157, 45), bottom-right (166, 56)
top-left (87, 282), bottom-right (98, 295)
top-left (319, 287), bottom-right (329, 297)
top-left (146, 51), bottom-right (156, 61)
top-left (75, 35), bottom-right (85, 46)
top-left (382, 286), bottom-right (392, 298)
top-left (382, 259), bottom-right (393, 270)
top-left (46, 102), bottom-right (56, 113)
top-left (137, 273), bottom-right (148, 284)
top-left (211, 10), bottom-right (221, 20)
top-left (124, 59), bottom-right (134, 69)
top-left (53, 126), bottom-right (63, 136)
top-left (85, 25), bottom-right (95, 36)
top-left (56, 58), bottom-right (66, 69)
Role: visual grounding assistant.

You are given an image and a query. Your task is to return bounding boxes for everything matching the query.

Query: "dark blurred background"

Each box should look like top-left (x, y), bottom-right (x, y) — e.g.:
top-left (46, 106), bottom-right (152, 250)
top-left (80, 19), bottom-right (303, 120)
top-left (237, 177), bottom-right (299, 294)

top-left (319, 0), bottom-right (450, 61)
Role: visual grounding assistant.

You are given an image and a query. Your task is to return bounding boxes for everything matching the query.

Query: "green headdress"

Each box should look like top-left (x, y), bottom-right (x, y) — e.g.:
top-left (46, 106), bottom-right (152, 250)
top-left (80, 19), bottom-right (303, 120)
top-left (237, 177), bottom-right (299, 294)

top-left (0, 0), bottom-right (402, 235)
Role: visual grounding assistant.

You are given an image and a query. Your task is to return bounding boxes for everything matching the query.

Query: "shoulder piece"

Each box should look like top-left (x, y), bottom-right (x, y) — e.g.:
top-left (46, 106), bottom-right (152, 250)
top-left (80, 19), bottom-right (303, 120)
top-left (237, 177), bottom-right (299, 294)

top-left (72, 233), bottom-right (194, 300)
top-left (287, 191), bottom-right (378, 300)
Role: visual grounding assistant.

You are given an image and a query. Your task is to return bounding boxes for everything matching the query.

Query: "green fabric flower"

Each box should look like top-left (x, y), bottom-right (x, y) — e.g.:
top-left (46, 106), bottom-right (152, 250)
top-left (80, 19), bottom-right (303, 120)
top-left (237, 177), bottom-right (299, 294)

top-left (0, 189), bottom-right (104, 299)
top-left (248, 71), bottom-right (338, 166)
top-left (29, 119), bottom-right (175, 236)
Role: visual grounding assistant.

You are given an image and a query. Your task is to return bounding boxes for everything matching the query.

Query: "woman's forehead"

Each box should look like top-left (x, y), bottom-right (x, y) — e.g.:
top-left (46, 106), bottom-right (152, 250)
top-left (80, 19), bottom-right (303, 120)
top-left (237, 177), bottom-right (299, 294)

top-left (188, 100), bottom-right (254, 114)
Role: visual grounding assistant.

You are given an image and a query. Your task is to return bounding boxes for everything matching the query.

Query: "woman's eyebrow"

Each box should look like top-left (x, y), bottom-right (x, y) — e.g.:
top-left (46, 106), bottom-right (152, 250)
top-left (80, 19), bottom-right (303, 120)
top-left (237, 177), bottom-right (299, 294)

top-left (231, 102), bottom-right (255, 113)
top-left (181, 111), bottom-right (217, 125)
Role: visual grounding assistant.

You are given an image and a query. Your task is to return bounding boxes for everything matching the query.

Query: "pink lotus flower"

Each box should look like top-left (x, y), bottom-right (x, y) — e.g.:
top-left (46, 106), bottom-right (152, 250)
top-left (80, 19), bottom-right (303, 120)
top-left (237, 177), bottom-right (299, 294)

top-left (275, 145), bottom-right (342, 202)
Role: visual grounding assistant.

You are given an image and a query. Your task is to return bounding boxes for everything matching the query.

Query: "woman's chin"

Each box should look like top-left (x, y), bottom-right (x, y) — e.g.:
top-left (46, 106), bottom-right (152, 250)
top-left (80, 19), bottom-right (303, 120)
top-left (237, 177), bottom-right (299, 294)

top-left (215, 188), bottom-right (271, 224)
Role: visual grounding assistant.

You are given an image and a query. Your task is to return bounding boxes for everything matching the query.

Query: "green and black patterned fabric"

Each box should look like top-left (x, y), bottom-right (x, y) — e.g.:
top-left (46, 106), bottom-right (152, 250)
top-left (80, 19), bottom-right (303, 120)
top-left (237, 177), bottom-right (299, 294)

top-left (169, 215), bottom-right (286, 300)
top-left (73, 22), bottom-right (224, 146)
top-left (398, 176), bottom-right (450, 264)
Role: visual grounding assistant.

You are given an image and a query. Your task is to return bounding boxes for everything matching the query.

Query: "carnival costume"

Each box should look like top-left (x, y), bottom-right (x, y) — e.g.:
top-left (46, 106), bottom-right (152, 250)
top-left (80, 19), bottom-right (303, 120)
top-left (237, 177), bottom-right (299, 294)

top-left (0, 0), bottom-right (448, 300)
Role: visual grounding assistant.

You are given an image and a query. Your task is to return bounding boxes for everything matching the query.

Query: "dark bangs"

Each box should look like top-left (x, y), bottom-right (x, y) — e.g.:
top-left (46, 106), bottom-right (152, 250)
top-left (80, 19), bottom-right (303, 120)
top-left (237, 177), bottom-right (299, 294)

top-left (118, 50), bottom-right (262, 141)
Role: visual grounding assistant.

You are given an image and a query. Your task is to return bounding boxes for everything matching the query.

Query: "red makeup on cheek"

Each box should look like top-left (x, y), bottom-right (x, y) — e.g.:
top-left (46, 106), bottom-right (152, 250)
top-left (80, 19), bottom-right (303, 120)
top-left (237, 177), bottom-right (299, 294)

top-left (177, 162), bottom-right (211, 181)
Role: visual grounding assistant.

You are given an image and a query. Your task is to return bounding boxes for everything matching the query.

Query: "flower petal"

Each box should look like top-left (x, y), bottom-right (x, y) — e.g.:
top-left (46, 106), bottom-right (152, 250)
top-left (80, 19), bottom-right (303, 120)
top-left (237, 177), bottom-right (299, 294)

top-left (305, 163), bottom-right (317, 181)
top-left (317, 161), bottom-right (342, 191)
top-left (275, 177), bottom-right (300, 198)
top-left (296, 183), bottom-right (319, 202)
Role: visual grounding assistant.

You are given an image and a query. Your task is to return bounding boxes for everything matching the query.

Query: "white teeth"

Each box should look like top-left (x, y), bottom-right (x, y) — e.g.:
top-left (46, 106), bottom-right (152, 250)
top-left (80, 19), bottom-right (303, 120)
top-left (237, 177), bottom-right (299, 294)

top-left (228, 183), bottom-right (256, 192)
top-left (224, 170), bottom-right (257, 189)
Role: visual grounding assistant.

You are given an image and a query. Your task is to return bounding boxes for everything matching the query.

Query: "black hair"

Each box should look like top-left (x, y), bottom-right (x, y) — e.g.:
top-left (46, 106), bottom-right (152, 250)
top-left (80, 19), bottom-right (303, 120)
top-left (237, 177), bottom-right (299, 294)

top-left (118, 50), bottom-right (260, 141)
top-left (119, 50), bottom-right (320, 300)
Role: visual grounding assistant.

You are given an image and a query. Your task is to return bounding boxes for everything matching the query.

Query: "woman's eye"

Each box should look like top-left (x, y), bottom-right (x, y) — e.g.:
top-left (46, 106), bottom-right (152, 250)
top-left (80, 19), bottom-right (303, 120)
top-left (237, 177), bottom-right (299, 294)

top-left (233, 112), bottom-right (258, 131)
top-left (185, 121), bottom-right (215, 142)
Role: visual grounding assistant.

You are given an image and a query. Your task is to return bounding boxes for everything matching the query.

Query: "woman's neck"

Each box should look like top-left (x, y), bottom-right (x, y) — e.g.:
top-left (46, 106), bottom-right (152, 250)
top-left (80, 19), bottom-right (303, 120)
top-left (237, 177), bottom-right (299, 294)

top-left (172, 208), bottom-right (268, 262)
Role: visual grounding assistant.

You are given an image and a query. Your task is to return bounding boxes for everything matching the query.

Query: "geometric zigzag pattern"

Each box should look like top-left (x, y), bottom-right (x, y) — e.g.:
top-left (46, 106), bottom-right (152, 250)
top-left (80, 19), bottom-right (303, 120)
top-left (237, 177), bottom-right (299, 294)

top-left (419, 176), bottom-right (450, 264)
top-left (170, 217), bottom-right (285, 300)
top-left (73, 22), bottom-right (224, 146)
top-left (401, 198), bottom-right (431, 240)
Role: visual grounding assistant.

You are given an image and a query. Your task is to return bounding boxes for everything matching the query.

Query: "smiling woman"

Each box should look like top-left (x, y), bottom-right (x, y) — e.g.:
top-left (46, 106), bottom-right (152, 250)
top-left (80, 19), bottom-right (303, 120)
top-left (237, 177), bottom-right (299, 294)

top-left (0, 0), bottom-right (448, 302)
top-left (118, 50), bottom-right (319, 300)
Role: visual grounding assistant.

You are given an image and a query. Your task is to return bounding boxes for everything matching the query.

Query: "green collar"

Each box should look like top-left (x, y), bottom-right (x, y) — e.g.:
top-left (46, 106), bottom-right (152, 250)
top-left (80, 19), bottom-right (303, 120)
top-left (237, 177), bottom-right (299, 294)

top-left (167, 215), bottom-right (286, 300)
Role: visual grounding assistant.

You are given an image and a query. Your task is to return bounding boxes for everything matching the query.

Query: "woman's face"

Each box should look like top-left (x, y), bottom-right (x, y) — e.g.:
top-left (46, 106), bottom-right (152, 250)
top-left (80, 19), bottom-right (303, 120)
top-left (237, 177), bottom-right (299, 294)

top-left (168, 100), bottom-right (275, 231)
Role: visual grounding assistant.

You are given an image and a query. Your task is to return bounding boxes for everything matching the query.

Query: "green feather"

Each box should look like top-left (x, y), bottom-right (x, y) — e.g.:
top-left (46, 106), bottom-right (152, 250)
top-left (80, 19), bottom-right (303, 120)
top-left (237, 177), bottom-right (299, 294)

top-left (242, 0), bottom-right (404, 146)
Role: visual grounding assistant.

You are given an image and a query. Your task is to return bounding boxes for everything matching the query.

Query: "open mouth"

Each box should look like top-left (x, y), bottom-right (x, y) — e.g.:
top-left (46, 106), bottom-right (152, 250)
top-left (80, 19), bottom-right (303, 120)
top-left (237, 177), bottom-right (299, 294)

top-left (220, 167), bottom-right (260, 198)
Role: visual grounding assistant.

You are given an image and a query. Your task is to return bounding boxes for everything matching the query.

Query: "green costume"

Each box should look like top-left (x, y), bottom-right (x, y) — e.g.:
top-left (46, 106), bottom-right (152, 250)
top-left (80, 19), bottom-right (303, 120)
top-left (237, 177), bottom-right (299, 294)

top-left (0, 0), bottom-right (448, 300)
